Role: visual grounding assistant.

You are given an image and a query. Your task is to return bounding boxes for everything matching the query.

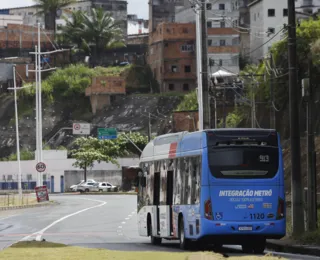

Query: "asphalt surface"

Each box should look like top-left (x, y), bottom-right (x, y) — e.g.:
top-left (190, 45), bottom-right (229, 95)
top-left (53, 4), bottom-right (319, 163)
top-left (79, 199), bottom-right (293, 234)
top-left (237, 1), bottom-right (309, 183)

top-left (0, 194), bottom-right (317, 260)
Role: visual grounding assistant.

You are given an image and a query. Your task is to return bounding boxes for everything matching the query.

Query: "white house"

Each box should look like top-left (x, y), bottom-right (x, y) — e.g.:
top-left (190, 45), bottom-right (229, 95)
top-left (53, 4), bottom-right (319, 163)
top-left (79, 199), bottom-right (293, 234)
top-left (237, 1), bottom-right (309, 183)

top-left (248, 0), bottom-right (288, 63)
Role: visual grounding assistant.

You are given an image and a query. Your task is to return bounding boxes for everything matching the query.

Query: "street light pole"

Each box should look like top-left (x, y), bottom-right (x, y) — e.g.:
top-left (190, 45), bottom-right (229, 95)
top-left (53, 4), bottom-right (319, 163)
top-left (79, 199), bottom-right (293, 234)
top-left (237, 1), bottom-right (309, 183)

top-left (37, 22), bottom-right (43, 186)
top-left (13, 66), bottom-right (22, 199)
top-left (35, 44), bottom-right (40, 186)
top-left (195, 3), bottom-right (203, 131)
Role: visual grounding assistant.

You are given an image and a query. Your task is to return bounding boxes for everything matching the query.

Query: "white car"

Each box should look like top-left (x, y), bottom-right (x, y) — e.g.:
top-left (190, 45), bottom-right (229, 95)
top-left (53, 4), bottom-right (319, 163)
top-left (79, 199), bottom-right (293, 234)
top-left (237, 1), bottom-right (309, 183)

top-left (98, 182), bottom-right (118, 192)
top-left (70, 180), bottom-right (96, 192)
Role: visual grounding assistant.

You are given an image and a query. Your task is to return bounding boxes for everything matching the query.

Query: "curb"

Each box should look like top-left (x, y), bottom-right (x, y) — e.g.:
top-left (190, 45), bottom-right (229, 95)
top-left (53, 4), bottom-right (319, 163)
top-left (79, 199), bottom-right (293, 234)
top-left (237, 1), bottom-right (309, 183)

top-left (62, 192), bottom-right (137, 195)
top-left (0, 201), bottom-right (58, 211)
top-left (266, 241), bottom-right (320, 257)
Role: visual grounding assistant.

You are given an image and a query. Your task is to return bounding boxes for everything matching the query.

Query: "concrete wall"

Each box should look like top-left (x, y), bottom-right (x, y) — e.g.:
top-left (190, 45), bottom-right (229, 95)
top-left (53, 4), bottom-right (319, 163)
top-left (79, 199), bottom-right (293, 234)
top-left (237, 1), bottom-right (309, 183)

top-left (64, 170), bottom-right (122, 190)
top-left (0, 150), bottom-right (140, 193)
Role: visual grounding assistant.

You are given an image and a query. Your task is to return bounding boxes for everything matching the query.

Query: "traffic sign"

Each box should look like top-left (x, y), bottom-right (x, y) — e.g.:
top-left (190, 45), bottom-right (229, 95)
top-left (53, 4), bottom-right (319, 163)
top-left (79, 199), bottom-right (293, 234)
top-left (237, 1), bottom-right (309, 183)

top-left (98, 128), bottom-right (117, 140)
top-left (36, 162), bottom-right (46, 172)
top-left (73, 123), bottom-right (91, 135)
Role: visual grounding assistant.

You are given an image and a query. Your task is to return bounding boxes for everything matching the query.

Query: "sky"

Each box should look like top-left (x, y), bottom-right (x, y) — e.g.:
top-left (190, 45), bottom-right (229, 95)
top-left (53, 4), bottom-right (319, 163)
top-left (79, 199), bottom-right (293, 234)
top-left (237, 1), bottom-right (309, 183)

top-left (0, 0), bottom-right (148, 19)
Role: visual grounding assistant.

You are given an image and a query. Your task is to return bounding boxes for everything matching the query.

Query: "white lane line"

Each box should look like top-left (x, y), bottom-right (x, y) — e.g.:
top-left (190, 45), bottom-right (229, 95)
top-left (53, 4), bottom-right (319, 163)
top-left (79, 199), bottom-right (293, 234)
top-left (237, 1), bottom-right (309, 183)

top-left (118, 226), bottom-right (122, 229)
top-left (121, 222), bottom-right (126, 224)
top-left (125, 218), bottom-right (129, 220)
top-left (21, 198), bottom-right (107, 242)
top-left (128, 215), bottom-right (132, 217)
top-left (0, 215), bottom-right (19, 221)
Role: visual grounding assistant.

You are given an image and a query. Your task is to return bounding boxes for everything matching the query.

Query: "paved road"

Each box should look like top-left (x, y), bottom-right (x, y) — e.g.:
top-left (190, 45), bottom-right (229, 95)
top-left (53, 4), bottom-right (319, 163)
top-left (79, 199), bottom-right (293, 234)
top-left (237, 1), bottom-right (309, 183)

top-left (0, 194), bottom-right (317, 260)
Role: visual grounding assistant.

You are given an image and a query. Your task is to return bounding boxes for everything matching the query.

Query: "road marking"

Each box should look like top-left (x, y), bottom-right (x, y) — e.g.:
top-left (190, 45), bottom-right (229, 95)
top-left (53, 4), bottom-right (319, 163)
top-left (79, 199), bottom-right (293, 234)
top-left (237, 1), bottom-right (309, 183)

top-left (21, 198), bottom-right (107, 242)
top-left (118, 226), bottom-right (122, 229)
top-left (0, 215), bottom-right (19, 221)
top-left (125, 218), bottom-right (129, 220)
top-left (128, 215), bottom-right (132, 217)
top-left (121, 221), bottom-right (126, 224)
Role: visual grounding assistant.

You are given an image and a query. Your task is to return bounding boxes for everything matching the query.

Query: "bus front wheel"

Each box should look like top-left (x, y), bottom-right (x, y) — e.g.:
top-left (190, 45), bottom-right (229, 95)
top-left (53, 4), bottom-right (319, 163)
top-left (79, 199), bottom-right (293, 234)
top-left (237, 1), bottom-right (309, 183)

top-left (179, 217), bottom-right (191, 250)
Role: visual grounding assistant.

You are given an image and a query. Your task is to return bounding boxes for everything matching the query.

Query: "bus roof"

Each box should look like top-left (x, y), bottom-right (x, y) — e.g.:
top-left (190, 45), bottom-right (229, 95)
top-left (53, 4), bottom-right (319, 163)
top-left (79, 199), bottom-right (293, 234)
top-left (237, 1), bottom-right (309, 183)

top-left (139, 128), bottom-right (278, 163)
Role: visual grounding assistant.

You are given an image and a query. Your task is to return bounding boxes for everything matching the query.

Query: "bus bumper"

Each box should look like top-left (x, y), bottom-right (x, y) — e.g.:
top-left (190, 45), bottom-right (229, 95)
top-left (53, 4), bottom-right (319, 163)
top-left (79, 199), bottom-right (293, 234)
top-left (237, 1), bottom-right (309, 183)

top-left (199, 218), bottom-right (286, 242)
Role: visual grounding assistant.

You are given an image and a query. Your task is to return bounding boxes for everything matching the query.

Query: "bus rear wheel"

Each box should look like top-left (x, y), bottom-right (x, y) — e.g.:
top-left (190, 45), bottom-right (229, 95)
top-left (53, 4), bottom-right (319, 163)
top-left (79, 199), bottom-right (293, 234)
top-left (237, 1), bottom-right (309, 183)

top-left (179, 217), bottom-right (191, 250)
top-left (149, 220), bottom-right (161, 245)
top-left (253, 239), bottom-right (266, 254)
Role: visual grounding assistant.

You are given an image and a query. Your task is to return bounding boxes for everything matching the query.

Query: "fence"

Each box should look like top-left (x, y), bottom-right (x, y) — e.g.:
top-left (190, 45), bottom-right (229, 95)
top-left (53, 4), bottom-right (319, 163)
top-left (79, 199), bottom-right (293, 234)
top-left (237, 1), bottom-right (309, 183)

top-left (0, 192), bottom-right (37, 207)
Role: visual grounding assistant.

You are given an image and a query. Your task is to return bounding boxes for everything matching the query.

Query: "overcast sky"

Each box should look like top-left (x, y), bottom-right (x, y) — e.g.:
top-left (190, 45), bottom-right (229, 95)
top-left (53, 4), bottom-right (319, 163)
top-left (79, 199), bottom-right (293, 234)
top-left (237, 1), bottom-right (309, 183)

top-left (0, 0), bottom-right (148, 19)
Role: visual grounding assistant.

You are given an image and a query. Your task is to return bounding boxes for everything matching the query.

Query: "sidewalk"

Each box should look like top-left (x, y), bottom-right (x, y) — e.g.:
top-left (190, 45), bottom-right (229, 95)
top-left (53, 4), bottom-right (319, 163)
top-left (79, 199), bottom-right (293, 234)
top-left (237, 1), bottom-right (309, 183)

top-left (267, 238), bottom-right (320, 257)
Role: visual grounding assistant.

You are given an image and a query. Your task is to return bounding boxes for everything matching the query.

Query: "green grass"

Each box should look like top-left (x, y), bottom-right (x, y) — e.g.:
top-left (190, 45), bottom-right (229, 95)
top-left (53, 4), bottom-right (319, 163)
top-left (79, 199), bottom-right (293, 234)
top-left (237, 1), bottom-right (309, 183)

top-left (0, 241), bottom-right (287, 260)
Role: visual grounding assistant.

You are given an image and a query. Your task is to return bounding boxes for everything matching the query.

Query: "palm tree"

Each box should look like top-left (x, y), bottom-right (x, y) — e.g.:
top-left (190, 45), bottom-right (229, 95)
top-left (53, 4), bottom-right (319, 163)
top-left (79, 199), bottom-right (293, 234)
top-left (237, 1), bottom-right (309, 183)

top-left (78, 8), bottom-right (126, 63)
top-left (33, 0), bottom-right (76, 32)
top-left (61, 10), bottom-right (85, 48)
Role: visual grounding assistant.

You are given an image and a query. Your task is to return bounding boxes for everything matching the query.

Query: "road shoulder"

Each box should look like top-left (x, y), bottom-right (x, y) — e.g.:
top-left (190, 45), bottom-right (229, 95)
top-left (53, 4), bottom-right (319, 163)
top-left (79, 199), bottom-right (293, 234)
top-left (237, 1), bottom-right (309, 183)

top-left (267, 238), bottom-right (320, 257)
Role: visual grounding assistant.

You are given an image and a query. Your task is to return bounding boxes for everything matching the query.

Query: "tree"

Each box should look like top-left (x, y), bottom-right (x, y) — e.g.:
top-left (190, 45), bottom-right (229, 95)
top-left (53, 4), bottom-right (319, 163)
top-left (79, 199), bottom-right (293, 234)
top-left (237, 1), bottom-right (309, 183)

top-left (70, 137), bottom-right (119, 182)
top-left (34, 0), bottom-right (76, 32)
top-left (70, 133), bottom-right (148, 181)
top-left (61, 10), bottom-right (86, 50)
top-left (77, 8), bottom-right (125, 63)
top-left (176, 90), bottom-right (198, 111)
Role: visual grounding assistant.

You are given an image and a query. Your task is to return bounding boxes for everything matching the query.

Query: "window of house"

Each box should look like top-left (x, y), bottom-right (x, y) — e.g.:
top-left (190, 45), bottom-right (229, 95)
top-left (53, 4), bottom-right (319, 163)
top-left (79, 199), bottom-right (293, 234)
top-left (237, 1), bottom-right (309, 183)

top-left (183, 84), bottom-right (189, 91)
top-left (165, 42), bottom-right (169, 47)
top-left (220, 39), bottom-right (226, 46)
top-left (171, 65), bottom-right (177, 72)
top-left (169, 84), bottom-right (175, 91)
top-left (283, 9), bottom-right (288, 16)
top-left (181, 44), bottom-right (194, 52)
top-left (268, 9), bottom-right (275, 17)
top-left (184, 65), bottom-right (191, 73)
top-left (268, 27), bottom-right (275, 34)
top-left (182, 27), bottom-right (188, 33)
top-left (206, 3), bottom-right (212, 10)
top-left (219, 4), bottom-right (225, 10)
top-left (208, 39), bottom-right (212, 46)
top-left (220, 21), bottom-right (225, 28)
top-left (207, 21), bottom-right (212, 28)
top-left (209, 58), bottom-right (215, 66)
top-left (254, 13), bottom-right (256, 21)
top-left (219, 59), bottom-right (223, 66)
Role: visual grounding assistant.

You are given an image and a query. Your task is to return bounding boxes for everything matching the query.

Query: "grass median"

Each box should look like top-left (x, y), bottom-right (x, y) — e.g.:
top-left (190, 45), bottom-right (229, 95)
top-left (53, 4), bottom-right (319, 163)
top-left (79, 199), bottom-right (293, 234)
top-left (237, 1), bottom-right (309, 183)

top-left (0, 194), bottom-right (38, 208)
top-left (0, 241), bottom-right (287, 260)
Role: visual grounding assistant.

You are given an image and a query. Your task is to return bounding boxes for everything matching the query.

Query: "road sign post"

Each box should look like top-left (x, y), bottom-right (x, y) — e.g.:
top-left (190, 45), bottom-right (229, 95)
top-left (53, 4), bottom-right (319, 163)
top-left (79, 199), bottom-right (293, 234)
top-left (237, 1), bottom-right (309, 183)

top-left (36, 162), bottom-right (46, 173)
top-left (97, 128), bottom-right (117, 140)
top-left (73, 123), bottom-right (91, 135)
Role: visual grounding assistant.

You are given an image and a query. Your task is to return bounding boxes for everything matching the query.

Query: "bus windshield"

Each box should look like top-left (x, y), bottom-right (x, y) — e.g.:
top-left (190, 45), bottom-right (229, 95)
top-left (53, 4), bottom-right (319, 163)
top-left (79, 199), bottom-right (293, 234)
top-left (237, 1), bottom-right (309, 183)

top-left (208, 146), bottom-right (279, 179)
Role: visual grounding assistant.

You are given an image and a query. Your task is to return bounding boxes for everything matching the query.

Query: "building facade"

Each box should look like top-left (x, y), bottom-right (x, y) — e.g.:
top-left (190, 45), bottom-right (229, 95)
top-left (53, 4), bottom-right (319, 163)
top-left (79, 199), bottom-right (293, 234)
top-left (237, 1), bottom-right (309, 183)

top-left (248, 0), bottom-right (288, 63)
top-left (148, 22), bottom-right (197, 93)
top-left (0, 0), bottom-right (128, 35)
top-left (149, 0), bottom-right (184, 32)
top-left (127, 14), bottom-right (149, 35)
top-left (175, 0), bottom-right (241, 74)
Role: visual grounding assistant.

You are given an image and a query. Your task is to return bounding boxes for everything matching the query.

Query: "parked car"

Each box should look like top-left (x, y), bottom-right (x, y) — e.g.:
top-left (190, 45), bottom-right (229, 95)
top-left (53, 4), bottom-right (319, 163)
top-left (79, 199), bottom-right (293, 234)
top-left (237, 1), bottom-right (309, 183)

top-left (75, 181), bottom-right (97, 192)
top-left (98, 182), bottom-right (118, 192)
top-left (70, 180), bottom-right (96, 192)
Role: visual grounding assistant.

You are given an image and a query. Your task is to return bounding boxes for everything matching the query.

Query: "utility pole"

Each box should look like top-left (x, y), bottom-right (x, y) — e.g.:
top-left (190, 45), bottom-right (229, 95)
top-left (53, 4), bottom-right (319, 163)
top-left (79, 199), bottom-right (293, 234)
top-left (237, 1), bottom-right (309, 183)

top-left (148, 113), bottom-right (151, 142)
top-left (13, 66), bottom-right (22, 199)
top-left (200, 1), bottom-right (210, 129)
top-left (195, 3), bottom-right (203, 131)
top-left (223, 86), bottom-right (226, 128)
top-left (306, 56), bottom-right (317, 231)
top-left (269, 53), bottom-right (276, 129)
top-left (288, 0), bottom-right (305, 236)
top-left (251, 82), bottom-right (256, 128)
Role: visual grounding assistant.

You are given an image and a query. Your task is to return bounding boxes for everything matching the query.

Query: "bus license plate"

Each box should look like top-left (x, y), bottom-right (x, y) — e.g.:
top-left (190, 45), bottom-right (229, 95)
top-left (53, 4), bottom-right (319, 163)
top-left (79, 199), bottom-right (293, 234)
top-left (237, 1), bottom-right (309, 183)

top-left (238, 225), bottom-right (253, 231)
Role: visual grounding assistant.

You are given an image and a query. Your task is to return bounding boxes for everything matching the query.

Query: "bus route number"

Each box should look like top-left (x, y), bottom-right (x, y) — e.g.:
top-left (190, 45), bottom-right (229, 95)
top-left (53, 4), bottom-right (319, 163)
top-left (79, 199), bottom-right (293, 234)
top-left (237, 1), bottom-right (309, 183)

top-left (250, 213), bottom-right (265, 220)
top-left (259, 155), bottom-right (269, 163)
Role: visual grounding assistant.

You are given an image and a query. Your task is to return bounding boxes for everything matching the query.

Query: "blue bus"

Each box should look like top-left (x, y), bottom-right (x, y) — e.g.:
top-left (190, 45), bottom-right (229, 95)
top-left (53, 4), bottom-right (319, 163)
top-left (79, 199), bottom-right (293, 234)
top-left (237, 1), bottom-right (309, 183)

top-left (136, 128), bottom-right (285, 253)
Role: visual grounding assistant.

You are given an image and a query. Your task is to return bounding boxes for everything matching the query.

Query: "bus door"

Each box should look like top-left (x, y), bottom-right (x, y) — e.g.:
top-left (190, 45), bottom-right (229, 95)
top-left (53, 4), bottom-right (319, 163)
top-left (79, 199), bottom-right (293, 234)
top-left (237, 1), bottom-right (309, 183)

top-left (159, 170), bottom-right (174, 237)
top-left (153, 172), bottom-right (161, 235)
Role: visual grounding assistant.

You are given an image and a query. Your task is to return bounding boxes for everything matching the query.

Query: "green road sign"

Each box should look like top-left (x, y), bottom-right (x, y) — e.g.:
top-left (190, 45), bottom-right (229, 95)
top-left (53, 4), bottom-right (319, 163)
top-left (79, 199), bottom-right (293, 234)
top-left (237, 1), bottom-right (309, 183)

top-left (98, 128), bottom-right (117, 140)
